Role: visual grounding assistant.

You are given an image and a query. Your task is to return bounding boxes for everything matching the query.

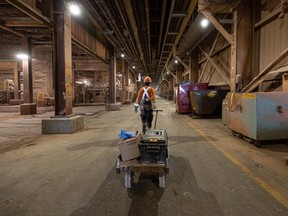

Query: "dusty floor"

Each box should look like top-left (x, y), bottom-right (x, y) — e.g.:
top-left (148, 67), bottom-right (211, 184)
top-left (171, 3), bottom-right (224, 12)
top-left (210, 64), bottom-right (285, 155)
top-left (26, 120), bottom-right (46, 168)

top-left (0, 98), bottom-right (288, 216)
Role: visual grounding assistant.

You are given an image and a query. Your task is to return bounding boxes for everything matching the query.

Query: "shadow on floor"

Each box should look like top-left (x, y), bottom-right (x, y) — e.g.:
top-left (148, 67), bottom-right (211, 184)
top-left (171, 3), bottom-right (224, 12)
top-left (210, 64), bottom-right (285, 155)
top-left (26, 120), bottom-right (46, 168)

top-left (69, 155), bottom-right (224, 216)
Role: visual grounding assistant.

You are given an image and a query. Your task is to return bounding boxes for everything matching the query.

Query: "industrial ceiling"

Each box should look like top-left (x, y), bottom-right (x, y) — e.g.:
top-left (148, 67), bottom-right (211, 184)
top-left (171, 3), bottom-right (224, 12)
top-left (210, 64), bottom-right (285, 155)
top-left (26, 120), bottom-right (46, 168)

top-left (0, 0), bottom-right (241, 82)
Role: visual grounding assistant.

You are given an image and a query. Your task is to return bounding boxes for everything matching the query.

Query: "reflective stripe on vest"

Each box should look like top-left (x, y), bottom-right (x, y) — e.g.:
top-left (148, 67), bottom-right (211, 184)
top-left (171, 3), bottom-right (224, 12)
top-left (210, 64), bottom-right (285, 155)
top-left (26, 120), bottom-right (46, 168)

top-left (142, 87), bottom-right (151, 100)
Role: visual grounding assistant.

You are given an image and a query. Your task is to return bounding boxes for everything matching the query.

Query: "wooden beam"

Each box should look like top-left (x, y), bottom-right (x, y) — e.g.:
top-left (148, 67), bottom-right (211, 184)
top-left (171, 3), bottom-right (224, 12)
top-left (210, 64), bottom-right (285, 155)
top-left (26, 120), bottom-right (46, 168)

top-left (167, 70), bottom-right (176, 79)
top-left (164, 0), bottom-right (198, 74)
top-left (198, 43), bottom-right (230, 64)
top-left (201, 11), bottom-right (233, 44)
top-left (199, 47), bottom-right (230, 83)
top-left (198, 32), bottom-right (220, 82)
top-left (242, 47), bottom-right (288, 92)
top-left (72, 37), bottom-right (108, 63)
top-left (6, 0), bottom-right (51, 27)
top-left (0, 24), bottom-right (24, 37)
top-left (230, 11), bottom-right (237, 92)
top-left (255, 6), bottom-right (281, 30)
top-left (174, 56), bottom-right (189, 70)
top-left (5, 20), bottom-right (46, 27)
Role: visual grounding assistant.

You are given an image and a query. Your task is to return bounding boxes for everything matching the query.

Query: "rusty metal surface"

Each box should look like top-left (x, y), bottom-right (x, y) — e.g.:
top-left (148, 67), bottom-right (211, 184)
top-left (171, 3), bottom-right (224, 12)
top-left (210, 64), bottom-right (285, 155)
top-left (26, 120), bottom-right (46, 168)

top-left (227, 92), bottom-right (288, 140)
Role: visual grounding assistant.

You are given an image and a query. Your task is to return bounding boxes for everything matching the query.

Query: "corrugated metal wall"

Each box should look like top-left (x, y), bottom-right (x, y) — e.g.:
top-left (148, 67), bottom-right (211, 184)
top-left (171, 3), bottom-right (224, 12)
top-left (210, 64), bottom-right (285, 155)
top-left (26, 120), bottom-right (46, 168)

top-left (259, 9), bottom-right (288, 71)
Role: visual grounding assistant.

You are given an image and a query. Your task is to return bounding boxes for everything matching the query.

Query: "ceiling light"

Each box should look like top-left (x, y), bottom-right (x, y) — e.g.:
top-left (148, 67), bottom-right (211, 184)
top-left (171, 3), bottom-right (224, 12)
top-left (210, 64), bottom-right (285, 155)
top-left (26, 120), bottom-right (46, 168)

top-left (69, 4), bottom-right (81, 16)
top-left (16, 53), bottom-right (29, 59)
top-left (132, 66), bottom-right (135, 69)
top-left (175, 60), bottom-right (178, 64)
top-left (121, 53), bottom-right (125, 58)
top-left (201, 18), bottom-right (209, 28)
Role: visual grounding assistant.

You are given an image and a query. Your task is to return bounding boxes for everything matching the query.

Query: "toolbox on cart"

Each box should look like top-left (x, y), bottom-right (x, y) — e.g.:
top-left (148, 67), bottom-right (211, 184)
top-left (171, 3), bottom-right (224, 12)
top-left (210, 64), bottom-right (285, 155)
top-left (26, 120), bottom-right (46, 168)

top-left (140, 129), bottom-right (168, 164)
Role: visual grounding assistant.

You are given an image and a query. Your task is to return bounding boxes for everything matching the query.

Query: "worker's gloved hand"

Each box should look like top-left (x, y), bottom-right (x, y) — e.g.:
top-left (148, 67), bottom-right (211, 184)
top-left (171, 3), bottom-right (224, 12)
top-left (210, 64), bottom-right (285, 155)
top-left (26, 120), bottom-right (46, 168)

top-left (134, 103), bottom-right (139, 113)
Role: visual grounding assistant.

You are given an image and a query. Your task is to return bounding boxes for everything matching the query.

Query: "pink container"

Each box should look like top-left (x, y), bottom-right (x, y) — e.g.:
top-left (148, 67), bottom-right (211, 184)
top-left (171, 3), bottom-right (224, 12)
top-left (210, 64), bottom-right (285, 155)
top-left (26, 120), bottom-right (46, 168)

top-left (176, 83), bottom-right (194, 113)
top-left (191, 83), bottom-right (209, 90)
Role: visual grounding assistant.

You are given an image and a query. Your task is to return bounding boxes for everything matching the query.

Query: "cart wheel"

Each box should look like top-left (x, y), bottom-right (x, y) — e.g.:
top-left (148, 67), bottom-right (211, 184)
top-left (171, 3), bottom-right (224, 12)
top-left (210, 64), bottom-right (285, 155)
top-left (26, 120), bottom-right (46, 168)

top-left (159, 173), bottom-right (166, 189)
top-left (255, 141), bottom-right (262, 148)
top-left (165, 158), bottom-right (169, 175)
top-left (232, 131), bottom-right (243, 139)
top-left (116, 167), bottom-right (120, 174)
top-left (116, 157), bottom-right (121, 174)
top-left (125, 172), bottom-right (132, 188)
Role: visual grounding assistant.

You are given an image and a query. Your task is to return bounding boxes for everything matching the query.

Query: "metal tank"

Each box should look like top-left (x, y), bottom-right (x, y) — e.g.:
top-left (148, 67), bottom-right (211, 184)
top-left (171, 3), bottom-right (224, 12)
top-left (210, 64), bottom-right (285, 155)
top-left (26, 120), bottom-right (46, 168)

top-left (226, 92), bottom-right (288, 144)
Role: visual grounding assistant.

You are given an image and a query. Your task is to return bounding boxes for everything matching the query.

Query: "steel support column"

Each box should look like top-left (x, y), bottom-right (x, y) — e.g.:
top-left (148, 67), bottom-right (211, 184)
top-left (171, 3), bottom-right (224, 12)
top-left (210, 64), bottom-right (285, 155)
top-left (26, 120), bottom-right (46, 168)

top-left (109, 50), bottom-right (116, 103)
top-left (176, 65), bottom-right (183, 84)
top-left (125, 64), bottom-right (129, 101)
top-left (189, 49), bottom-right (199, 84)
top-left (53, 0), bottom-right (73, 116)
top-left (122, 58), bottom-right (126, 104)
top-left (22, 37), bottom-right (33, 103)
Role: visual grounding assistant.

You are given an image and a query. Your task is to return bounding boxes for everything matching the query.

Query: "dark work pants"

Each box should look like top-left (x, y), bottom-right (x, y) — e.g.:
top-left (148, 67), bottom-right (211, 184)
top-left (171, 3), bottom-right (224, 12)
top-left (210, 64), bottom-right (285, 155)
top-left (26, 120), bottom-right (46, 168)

top-left (140, 106), bottom-right (153, 129)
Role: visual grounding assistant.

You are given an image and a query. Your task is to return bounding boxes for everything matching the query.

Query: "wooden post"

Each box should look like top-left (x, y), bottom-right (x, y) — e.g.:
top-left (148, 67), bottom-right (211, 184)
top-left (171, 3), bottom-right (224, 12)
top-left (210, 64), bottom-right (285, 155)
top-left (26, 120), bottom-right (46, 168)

top-left (22, 37), bottom-right (33, 104)
top-left (121, 58), bottom-right (126, 104)
top-left (53, 0), bottom-right (73, 116)
top-left (109, 50), bottom-right (116, 103)
top-left (230, 11), bottom-right (237, 92)
top-left (202, 11), bottom-right (237, 91)
top-left (125, 63), bottom-right (129, 101)
top-left (176, 65), bottom-right (183, 84)
top-left (237, 0), bottom-right (254, 88)
top-left (189, 48), bottom-right (199, 84)
top-left (199, 47), bottom-right (230, 83)
top-left (198, 33), bottom-right (220, 83)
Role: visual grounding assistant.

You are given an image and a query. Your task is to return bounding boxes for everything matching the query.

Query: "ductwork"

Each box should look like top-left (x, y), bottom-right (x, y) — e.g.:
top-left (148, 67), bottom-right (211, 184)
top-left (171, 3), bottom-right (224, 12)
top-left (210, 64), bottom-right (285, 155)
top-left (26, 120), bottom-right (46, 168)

top-left (145, 0), bottom-right (151, 64)
top-left (94, 0), bottom-right (143, 70)
top-left (123, 0), bottom-right (148, 73)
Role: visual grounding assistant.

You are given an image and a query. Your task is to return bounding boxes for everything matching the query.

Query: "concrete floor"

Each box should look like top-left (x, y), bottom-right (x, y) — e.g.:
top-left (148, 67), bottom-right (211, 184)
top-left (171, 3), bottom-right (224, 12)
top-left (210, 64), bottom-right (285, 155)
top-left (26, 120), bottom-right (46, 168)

top-left (0, 97), bottom-right (288, 216)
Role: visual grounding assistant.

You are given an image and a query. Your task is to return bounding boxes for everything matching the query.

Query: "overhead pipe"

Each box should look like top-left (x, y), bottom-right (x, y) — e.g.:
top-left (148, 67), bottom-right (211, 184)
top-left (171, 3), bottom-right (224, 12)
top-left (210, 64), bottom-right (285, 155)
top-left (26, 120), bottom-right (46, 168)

top-left (145, 0), bottom-right (152, 64)
top-left (86, 0), bottom-right (122, 50)
top-left (157, 0), bottom-right (167, 58)
top-left (136, 0), bottom-right (150, 65)
top-left (157, 0), bottom-right (197, 83)
top-left (168, 0), bottom-right (198, 58)
top-left (95, 0), bottom-right (142, 70)
top-left (114, 0), bottom-right (145, 73)
top-left (123, 0), bottom-right (148, 73)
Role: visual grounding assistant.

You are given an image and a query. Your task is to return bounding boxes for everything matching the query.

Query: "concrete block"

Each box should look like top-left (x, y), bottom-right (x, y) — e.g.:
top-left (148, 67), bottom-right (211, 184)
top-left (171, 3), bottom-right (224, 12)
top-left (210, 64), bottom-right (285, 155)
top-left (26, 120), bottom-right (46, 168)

top-left (42, 115), bottom-right (84, 134)
top-left (20, 103), bottom-right (37, 115)
top-left (105, 103), bottom-right (121, 111)
top-left (125, 99), bottom-right (132, 104)
top-left (10, 99), bottom-right (24, 105)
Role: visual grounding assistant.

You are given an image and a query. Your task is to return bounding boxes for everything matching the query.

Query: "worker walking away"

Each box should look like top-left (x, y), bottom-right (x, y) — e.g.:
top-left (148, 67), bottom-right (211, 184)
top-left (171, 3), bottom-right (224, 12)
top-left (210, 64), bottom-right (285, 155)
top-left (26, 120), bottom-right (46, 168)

top-left (134, 76), bottom-right (156, 134)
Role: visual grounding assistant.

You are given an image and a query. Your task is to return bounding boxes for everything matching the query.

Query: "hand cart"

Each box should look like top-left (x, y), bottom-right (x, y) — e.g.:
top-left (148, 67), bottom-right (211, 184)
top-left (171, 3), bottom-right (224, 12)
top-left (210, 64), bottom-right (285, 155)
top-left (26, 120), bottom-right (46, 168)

top-left (116, 156), bottom-right (169, 188)
top-left (116, 109), bottom-right (169, 189)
